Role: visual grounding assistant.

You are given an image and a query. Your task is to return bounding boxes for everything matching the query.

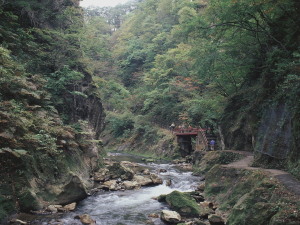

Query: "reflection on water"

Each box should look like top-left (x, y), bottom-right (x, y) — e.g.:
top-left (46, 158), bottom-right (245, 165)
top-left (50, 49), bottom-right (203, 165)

top-left (37, 153), bottom-right (200, 225)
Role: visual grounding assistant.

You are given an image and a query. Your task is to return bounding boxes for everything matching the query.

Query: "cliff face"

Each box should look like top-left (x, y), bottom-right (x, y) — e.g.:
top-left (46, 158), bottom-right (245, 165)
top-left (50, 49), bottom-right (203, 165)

top-left (219, 0), bottom-right (300, 178)
top-left (0, 0), bottom-right (106, 221)
top-left (0, 49), bottom-right (105, 221)
top-left (220, 87), bottom-right (300, 178)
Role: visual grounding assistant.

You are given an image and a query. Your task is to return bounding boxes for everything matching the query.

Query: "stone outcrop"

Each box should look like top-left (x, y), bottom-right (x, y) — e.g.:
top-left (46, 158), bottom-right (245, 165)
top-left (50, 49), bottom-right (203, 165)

top-left (161, 210), bottom-right (181, 224)
top-left (150, 173), bottom-right (163, 184)
top-left (122, 181), bottom-right (141, 190)
top-left (133, 175), bottom-right (153, 186)
top-left (102, 180), bottom-right (119, 191)
top-left (93, 160), bottom-right (163, 191)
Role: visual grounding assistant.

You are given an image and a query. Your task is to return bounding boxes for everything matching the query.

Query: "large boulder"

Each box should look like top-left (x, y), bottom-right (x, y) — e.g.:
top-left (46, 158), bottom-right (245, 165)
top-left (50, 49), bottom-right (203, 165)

top-left (161, 210), bottom-right (181, 224)
top-left (63, 202), bottom-right (77, 211)
top-left (133, 175), bottom-right (153, 186)
top-left (93, 168), bottom-right (109, 182)
top-left (150, 173), bottom-right (163, 184)
top-left (56, 175), bottom-right (88, 205)
top-left (102, 180), bottom-right (119, 191)
top-left (107, 162), bottom-right (134, 180)
top-left (165, 191), bottom-right (201, 217)
top-left (122, 181), bottom-right (141, 190)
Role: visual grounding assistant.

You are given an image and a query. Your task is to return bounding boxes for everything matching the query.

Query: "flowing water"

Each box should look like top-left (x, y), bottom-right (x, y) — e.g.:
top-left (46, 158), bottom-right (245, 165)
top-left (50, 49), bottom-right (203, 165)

top-left (36, 153), bottom-right (201, 225)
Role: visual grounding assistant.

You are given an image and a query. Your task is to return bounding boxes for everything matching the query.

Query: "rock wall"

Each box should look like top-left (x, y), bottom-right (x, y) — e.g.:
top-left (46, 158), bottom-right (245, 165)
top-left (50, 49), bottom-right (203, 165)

top-left (204, 165), bottom-right (300, 225)
top-left (68, 73), bottom-right (105, 139)
top-left (220, 92), bottom-right (300, 178)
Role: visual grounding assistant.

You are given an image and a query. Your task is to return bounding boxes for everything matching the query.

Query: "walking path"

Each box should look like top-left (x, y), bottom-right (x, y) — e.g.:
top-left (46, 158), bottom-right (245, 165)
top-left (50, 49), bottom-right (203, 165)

top-left (222, 151), bottom-right (300, 196)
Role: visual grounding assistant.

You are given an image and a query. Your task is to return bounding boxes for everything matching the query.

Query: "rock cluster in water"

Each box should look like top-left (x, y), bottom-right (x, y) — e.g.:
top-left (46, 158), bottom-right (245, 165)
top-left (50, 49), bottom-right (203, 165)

top-left (157, 185), bottom-right (225, 225)
top-left (92, 160), bottom-right (163, 191)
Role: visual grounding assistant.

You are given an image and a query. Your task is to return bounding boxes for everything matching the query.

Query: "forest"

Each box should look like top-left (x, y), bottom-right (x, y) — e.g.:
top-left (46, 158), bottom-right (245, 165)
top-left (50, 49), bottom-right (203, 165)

top-left (0, 0), bottom-right (299, 224)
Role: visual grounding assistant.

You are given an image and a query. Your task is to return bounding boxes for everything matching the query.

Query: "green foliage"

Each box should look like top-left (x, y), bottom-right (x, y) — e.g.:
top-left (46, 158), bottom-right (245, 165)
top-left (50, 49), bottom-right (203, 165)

top-left (33, 130), bottom-right (58, 152)
top-left (107, 112), bottom-right (135, 137)
top-left (94, 78), bottom-right (130, 111)
top-left (45, 65), bottom-right (84, 114)
top-left (133, 115), bottom-right (158, 143)
top-left (46, 66), bottom-right (83, 96)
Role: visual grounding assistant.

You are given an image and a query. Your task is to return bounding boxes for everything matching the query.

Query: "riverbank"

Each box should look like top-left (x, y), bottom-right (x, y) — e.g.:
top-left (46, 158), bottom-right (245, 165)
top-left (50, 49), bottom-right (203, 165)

top-left (8, 153), bottom-right (201, 225)
top-left (7, 151), bottom-right (300, 225)
top-left (197, 151), bottom-right (300, 225)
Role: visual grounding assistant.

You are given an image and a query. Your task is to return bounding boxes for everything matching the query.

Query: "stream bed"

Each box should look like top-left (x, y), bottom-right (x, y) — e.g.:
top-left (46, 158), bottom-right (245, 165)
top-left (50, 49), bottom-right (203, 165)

top-left (34, 153), bottom-right (201, 225)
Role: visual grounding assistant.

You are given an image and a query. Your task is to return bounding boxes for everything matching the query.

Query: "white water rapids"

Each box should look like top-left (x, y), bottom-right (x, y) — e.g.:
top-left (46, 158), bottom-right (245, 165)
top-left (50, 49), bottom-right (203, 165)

top-left (39, 154), bottom-right (201, 225)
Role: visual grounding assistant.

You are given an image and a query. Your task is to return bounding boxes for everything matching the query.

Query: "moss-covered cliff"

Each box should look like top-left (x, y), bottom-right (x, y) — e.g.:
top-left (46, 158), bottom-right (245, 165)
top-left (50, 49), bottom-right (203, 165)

top-left (205, 165), bottom-right (300, 225)
top-left (0, 0), bottom-right (105, 221)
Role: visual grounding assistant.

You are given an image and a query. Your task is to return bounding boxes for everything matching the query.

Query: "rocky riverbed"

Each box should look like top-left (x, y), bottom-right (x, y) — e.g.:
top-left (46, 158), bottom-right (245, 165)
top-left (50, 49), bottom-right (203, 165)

top-left (9, 153), bottom-right (224, 225)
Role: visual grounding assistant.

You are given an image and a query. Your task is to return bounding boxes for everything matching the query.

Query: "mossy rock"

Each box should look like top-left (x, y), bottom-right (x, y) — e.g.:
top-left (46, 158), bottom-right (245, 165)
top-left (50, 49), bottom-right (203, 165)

top-left (227, 186), bottom-right (280, 225)
top-left (107, 163), bottom-right (134, 180)
top-left (228, 201), bottom-right (277, 225)
top-left (157, 194), bottom-right (166, 202)
top-left (165, 191), bottom-right (201, 217)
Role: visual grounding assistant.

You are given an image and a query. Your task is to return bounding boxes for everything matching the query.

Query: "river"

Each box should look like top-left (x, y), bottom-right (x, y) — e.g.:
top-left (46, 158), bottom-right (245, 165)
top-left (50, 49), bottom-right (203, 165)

top-left (34, 153), bottom-right (201, 225)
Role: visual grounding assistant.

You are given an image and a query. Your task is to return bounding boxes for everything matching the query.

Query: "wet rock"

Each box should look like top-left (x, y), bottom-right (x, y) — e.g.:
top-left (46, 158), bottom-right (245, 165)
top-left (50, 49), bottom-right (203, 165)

top-left (102, 180), bottom-right (119, 191)
top-left (46, 205), bottom-right (58, 213)
top-left (208, 214), bottom-right (225, 225)
top-left (160, 210), bottom-right (181, 224)
top-left (166, 179), bottom-right (172, 186)
top-left (157, 194), bottom-right (166, 202)
top-left (75, 214), bottom-right (96, 225)
top-left (133, 175), bottom-right (153, 186)
top-left (150, 173), bottom-right (163, 184)
top-left (148, 213), bottom-right (159, 218)
top-left (63, 202), bottom-right (76, 211)
top-left (122, 181), bottom-right (141, 190)
top-left (107, 162), bottom-right (134, 180)
top-left (94, 168), bottom-right (109, 182)
top-left (142, 169), bottom-right (151, 175)
top-left (158, 169), bottom-right (167, 173)
top-left (120, 161), bottom-right (140, 169)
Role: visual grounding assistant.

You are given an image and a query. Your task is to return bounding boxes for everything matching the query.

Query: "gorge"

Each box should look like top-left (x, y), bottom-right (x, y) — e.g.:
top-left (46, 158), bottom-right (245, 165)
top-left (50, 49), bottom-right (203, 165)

top-left (0, 0), bottom-right (300, 224)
